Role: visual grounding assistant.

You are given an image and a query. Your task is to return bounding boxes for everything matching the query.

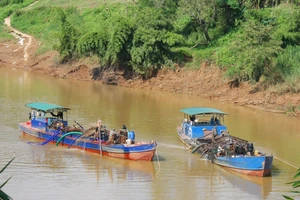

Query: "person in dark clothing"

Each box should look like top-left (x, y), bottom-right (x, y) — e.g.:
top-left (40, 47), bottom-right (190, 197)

top-left (235, 145), bottom-right (246, 155)
top-left (50, 111), bottom-right (63, 120)
top-left (190, 115), bottom-right (196, 122)
top-left (215, 117), bottom-right (220, 125)
top-left (210, 117), bottom-right (215, 124)
top-left (120, 124), bottom-right (128, 137)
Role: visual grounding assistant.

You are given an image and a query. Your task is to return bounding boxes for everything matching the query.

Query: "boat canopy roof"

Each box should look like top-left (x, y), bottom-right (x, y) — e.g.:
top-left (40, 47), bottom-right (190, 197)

top-left (25, 102), bottom-right (70, 113)
top-left (180, 107), bottom-right (227, 116)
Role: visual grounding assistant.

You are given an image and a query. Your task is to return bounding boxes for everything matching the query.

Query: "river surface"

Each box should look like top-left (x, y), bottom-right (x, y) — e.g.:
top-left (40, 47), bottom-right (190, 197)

top-left (0, 66), bottom-right (300, 200)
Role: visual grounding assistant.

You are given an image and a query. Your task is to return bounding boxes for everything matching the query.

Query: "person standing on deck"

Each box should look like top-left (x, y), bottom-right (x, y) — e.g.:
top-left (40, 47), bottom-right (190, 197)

top-left (215, 117), bottom-right (220, 125)
top-left (94, 119), bottom-right (102, 141)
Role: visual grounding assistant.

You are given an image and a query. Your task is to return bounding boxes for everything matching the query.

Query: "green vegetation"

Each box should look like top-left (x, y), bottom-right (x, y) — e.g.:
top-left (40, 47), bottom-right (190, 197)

top-left (0, 25), bottom-right (13, 42)
top-left (0, 158), bottom-right (14, 200)
top-left (283, 168), bottom-right (300, 200)
top-left (1, 0), bottom-right (300, 91)
top-left (0, 0), bottom-right (35, 41)
top-left (0, 0), bottom-right (35, 22)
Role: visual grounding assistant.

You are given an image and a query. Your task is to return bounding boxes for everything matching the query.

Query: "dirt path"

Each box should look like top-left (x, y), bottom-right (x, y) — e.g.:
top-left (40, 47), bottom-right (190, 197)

top-left (4, 17), bottom-right (32, 61)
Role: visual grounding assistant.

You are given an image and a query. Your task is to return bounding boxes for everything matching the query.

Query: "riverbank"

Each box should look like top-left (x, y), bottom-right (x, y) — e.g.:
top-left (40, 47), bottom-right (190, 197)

top-left (1, 31), bottom-right (300, 117)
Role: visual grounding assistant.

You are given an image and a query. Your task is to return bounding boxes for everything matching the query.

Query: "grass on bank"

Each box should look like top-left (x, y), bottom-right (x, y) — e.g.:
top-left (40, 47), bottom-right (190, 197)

top-left (2, 1), bottom-right (300, 97)
top-left (28, 0), bottom-right (131, 10)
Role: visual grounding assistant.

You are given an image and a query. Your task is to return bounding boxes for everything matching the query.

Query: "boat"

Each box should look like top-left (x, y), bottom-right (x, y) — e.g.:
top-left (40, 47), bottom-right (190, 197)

top-left (177, 107), bottom-right (273, 177)
top-left (18, 102), bottom-right (157, 161)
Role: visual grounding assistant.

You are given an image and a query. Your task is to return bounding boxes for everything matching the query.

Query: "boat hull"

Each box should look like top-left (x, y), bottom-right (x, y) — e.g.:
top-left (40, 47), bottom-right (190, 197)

top-left (177, 127), bottom-right (197, 149)
top-left (177, 126), bottom-right (273, 177)
top-left (212, 155), bottom-right (273, 177)
top-left (19, 123), bottom-right (156, 161)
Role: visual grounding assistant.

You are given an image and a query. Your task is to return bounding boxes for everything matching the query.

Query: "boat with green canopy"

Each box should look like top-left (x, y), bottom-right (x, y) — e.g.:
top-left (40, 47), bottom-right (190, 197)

top-left (19, 102), bottom-right (157, 161)
top-left (177, 107), bottom-right (273, 177)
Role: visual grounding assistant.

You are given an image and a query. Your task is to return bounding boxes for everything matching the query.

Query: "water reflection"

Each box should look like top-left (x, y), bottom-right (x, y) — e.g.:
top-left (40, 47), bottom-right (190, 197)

top-left (218, 168), bottom-right (272, 197)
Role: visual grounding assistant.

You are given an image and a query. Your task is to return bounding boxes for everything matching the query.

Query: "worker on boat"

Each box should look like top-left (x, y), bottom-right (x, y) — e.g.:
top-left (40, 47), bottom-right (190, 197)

top-left (113, 131), bottom-right (121, 144)
top-left (50, 111), bottom-right (63, 120)
top-left (235, 145), bottom-right (246, 156)
top-left (215, 117), bottom-right (220, 125)
top-left (94, 119), bottom-right (102, 141)
top-left (109, 129), bottom-right (116, 143)
top-left (190, 115), bottom-right (196, 122)
top-left (210, 117), bottom-right (215, 125)
top-left (120, 124), bottom-right (128, 136)
top-left (119, 124), bottom-right (128, 144)
top-left (247, 143), bottom-right (254, 156)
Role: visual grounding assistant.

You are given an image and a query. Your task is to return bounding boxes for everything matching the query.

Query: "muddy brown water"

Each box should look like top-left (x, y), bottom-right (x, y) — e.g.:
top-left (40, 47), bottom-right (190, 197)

top-left (0, 67), bottom-right (299, 200)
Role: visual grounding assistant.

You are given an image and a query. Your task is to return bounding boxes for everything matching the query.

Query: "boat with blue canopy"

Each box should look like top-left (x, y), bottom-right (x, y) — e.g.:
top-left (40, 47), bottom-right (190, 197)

top-left (177, 107), bottom-right (273, 177)
top-left (19, 102), bottom-right (157, 161)
top-left (178, 107), bottom-right (228, 144)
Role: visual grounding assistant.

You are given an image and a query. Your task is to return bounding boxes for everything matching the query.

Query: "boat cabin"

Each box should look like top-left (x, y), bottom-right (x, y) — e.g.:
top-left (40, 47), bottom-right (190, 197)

top-left (180, 107), bottom-right (227, 139)
top-left (26, 102), bottom-right (69, 131)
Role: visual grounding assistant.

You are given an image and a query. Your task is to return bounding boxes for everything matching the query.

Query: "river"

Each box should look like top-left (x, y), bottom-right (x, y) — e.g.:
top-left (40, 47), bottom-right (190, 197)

top-left (0, 66), bottom-right (299, 200)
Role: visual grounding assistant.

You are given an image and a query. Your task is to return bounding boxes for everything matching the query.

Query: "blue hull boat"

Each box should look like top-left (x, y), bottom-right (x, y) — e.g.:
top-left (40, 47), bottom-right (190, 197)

top-left (19, 102), bottom-right (157, 161)
top-left (177, 107), bottom-right (273, 177)
top-left (211, 152), bottom-right (273, 177)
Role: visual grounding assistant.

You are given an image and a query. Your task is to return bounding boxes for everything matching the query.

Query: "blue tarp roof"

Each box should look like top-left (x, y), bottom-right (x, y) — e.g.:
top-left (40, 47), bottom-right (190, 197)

top-left (25, 102), bottom-right (70, 112)
top-left (180, 107), bottom-right (227, 115)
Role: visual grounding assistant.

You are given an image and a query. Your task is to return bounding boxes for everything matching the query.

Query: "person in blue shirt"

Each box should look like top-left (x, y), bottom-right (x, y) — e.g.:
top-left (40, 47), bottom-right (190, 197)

top-left (210, 117), bottom-right (215, 125)
top-left (215, 117), bottom-right (220, 125)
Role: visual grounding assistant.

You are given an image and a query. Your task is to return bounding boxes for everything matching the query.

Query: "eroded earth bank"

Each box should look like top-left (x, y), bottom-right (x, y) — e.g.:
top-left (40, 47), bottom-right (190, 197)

top-left (1, 21), bottom-right (300, 117)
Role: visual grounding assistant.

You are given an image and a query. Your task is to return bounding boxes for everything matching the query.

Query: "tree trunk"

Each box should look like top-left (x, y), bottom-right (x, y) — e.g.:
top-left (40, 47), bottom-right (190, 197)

top-left (202, 27), bottom-right (211, 43)
top-left (198, 19), bottom-right (211, 44)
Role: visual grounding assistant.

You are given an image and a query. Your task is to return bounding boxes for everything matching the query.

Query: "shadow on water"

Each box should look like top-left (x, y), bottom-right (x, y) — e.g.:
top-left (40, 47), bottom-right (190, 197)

top-left (218, 167), bottom-right (272, 197)
top-left (152, 154), bottom-right (166, 162)
top-left (268, 165), bottom-right (281, 177)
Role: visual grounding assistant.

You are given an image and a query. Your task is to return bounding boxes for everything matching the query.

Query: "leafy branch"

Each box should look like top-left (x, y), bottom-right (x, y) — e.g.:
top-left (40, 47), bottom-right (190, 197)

top-left (283, 168), bottom-right (300, 200)
top-left (0, 157), bottom-right (14, 200)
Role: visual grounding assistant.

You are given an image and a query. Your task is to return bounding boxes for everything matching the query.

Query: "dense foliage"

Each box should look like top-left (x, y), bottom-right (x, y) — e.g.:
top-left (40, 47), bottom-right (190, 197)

top-left (0, 0), bottom-right (34, 23)
top-left (283, 168), bottom-right (300, 200)
top-left (1, 0), bottom-right (300, 91)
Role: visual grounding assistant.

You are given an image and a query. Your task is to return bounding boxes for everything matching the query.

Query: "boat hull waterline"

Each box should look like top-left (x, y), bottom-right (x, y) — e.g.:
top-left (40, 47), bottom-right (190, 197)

top-left (19, 123), bottom-right (156, 161)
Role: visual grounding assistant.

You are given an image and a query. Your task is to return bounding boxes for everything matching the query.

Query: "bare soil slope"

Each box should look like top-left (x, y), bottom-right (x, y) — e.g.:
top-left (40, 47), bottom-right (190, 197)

top-left (1, 25), bottom-right (300, 117)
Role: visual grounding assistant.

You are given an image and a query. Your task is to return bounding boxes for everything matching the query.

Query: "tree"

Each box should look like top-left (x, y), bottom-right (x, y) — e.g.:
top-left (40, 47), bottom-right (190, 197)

top-left (104, 17), bottom-right (135, 68)
top-left (222, 18), bottom-right (282, 83)
top-left (137, 0), bottom-right (179, 18)
top-left (130, 7), bottom-right (182, 77)
top-left (178, 0), bottom-right (217, 44)
top-left (76, 31), bottom-right (108, 59)
top-left (272, 5), bottom-right (300, 48)
top-left (57, 9), bottom-right (79, 63)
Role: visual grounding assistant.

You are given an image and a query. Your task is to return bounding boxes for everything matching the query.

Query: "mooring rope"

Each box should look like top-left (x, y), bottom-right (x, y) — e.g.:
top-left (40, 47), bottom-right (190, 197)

top-left (274, 155), bottom-right (300, 169)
